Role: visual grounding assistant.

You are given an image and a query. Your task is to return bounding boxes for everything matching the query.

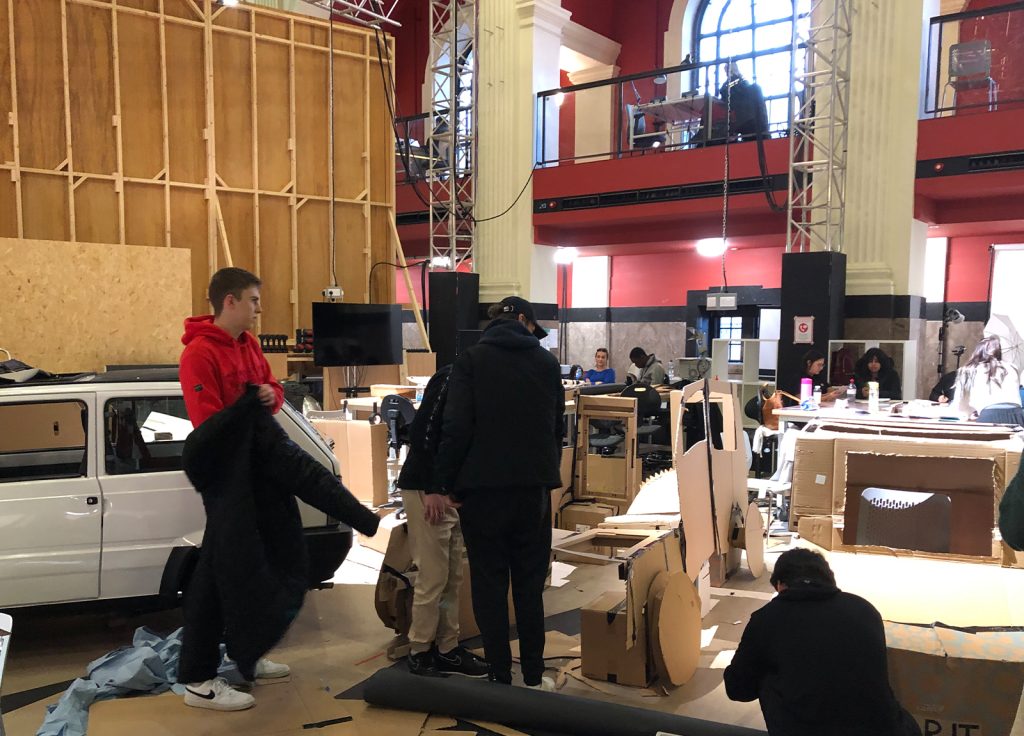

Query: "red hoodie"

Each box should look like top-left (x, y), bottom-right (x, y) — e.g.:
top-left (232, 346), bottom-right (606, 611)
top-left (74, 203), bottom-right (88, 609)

top-left (179, 315), bottom-right (284, 427)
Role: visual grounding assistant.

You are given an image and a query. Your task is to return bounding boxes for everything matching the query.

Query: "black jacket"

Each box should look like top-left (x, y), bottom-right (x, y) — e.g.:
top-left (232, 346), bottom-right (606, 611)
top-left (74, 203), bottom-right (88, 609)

top-left (395, 365), bottom-right (452, 494)
top-left (182, 388), bottom-right (380, 674)
top-left (855, 370), bottom-right (903, 400)
top-left (434, 318), bottom-right (564, 496)
top-left (724, 583), bottom-right (920, 736)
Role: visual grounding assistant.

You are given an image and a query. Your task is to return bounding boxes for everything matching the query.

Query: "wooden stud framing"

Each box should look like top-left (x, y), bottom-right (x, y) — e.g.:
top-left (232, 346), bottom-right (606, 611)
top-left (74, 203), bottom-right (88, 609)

top-left (2, 0), bottom-right (395, 334)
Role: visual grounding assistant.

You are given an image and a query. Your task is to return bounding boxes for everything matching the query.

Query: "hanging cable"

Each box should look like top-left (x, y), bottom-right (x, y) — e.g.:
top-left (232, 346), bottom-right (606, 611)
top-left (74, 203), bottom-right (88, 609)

top-left (720, 60), bottom-right (732, 294)
top-left (328, 8), bottom-right (338, 287)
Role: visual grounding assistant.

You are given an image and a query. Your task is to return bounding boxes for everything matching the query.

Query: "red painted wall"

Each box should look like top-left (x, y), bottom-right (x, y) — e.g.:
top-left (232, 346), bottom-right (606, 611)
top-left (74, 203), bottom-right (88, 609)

top-left (390, 0), bottom-right (430, 116)
top-left (609, 245), bottom-right (785, 307)
top-left (956, 0), bottom-right (1024, 112)
top-left (946, 233), bottom-right (1024, 302)
top-left (558, 70), bottom-right (576, 162)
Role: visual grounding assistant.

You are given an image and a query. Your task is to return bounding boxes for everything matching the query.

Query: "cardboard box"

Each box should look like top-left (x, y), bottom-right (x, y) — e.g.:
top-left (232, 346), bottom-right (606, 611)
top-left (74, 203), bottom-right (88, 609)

top-left (574, 494), bottom-right (625, 516)
top-left (558, 502), bottom-right (617, 533)
top-left (886, 621), bottom-right (1024, 735)
top-left (404, 350), bottom-right (436, 379)
top-left (581, 592), bottom-right (651, 687)
top-left (311, 418), bottom-right (389, 507)
top-left (797, 515), bottom-right (844, 550)
top-left (358, 508), bottom-right (404, 555)
top-left (790, 433), bottom-right (841, 524)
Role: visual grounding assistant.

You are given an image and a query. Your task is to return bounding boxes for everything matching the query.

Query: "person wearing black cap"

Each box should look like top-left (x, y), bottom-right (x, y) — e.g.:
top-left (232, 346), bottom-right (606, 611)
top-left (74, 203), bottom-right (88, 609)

top-left (434, 296), bottom-right (564, 691)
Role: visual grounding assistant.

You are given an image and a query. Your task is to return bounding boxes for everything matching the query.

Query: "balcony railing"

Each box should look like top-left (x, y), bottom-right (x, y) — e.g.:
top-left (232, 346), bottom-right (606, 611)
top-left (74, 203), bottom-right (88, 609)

top-left (535, 54), bottom-right (794, 167)
top-left (923, 1), bottom-right (1024, 117)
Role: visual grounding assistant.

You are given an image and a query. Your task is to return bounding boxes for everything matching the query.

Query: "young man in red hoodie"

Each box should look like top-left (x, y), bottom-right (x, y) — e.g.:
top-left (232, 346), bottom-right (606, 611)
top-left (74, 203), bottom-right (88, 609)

top-left (178, 267), bottom-right (288, 711)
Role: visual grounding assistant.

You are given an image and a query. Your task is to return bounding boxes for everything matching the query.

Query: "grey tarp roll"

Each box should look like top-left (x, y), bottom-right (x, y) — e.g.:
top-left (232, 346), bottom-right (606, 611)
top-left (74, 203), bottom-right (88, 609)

top-left (362, 669), bottom-right (767, 736)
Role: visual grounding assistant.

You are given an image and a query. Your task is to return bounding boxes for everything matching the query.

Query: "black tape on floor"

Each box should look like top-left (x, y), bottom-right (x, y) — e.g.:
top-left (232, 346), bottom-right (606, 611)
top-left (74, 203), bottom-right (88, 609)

top-left (362, 668), bottom-right (767, 736)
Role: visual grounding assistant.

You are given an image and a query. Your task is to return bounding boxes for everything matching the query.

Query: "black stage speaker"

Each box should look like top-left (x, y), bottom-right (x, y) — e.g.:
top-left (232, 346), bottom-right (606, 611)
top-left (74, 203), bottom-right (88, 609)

top-left (778, 252), bottom-right (846, 396)
top-left (429, 271), bottom-right (479, 368)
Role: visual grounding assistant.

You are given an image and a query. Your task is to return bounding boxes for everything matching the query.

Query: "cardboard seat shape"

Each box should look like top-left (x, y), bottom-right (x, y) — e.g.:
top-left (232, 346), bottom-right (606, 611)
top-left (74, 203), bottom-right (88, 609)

top-left (646, 571), bottom-right (701, 686)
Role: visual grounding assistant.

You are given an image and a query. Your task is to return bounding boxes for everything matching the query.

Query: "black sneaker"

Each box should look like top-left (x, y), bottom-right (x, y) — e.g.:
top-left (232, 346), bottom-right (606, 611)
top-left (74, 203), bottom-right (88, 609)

top-left (435, 646), bottom-right (491, 679)
top-left (407, 650), bottom-right (448, 678)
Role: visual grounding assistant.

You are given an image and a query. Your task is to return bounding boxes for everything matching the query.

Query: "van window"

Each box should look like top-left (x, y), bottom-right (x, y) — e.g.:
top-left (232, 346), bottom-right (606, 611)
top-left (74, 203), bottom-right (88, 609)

top-left (104, 397), bottom-right (193, 475)
top-left (0, 400), bottom-right (88, 482)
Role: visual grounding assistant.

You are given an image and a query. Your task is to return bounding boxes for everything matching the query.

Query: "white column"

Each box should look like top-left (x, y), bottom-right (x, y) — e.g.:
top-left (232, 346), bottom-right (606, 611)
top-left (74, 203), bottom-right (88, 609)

top-left (843, 0), bottom-right (926, 296)
top-left (568, 64), bottom-right (620, 161)
top-left (476, 0), bottom-right (570, 303)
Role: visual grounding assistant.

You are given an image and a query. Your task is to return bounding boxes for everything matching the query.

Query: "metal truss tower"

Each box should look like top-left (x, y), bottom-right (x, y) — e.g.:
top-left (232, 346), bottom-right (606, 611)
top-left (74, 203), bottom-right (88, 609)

top-left (786, 0), bottom-right (852, 253)
top-left (427, 0), bottom-right (477, 270)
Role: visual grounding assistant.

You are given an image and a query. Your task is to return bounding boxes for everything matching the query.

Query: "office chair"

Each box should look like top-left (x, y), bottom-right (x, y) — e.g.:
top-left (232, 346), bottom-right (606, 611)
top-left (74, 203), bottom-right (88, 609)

top-left (380, 394), bottom-right (418, 457)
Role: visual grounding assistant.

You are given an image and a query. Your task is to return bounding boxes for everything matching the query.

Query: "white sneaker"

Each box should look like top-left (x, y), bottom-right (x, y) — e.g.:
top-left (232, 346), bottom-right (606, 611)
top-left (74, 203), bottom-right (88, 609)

top-left (525, 676), bottom-right (556, 692)
top-left (183, 677), bottom-right (256, 711)
top-left (254, 658), bottom-right (291, 679)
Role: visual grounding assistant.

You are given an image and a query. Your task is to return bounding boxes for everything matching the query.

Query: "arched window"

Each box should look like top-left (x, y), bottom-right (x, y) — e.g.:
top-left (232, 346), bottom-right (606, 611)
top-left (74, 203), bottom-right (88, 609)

top-left (694, 0), bottom-right (810, 133)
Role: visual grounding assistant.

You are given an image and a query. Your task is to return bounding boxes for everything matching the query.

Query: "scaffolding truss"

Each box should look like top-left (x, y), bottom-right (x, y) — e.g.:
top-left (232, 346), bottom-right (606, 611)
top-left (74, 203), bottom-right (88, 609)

top-left (786, 0), bottom-right (852, 253)
top-left (427, 0), bottom-right (477, 270)
top-left (297, 0), bottom-right (402, 28)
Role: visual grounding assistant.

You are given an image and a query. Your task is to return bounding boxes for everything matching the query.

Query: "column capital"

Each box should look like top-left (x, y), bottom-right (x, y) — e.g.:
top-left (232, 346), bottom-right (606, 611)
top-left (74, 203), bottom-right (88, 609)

top-left (845, 263), bottom-right (896, 296)
top-left (516, 0), bottom-right (572, 36)
top-left (568, 63), bottom-right (620, 86)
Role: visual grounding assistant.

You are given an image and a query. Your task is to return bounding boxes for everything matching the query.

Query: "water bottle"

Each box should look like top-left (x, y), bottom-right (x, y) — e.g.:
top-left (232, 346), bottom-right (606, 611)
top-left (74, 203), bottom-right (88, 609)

top-left (846, 379), bottom-right (856, 403)
top-left (812, 385), bottom-right (822, 407)
top-left (341, 400), bottom-right (353, 421)
top-left (415, 386), bottom-right (425, 403)
top-left (667, 361), bottom-right (675, 383)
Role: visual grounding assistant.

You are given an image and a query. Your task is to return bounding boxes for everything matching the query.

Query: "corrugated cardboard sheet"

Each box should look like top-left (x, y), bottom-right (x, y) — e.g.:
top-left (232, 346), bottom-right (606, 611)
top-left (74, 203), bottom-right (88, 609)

top-left (886, 622), bottom-right (1024, 736)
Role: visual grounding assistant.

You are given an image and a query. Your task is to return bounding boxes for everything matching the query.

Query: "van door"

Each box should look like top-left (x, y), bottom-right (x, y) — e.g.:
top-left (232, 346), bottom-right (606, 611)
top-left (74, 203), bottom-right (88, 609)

top-left (96, 390), bottom-right (204, 600)
top-left (0, 396), bottom-right (103, 606)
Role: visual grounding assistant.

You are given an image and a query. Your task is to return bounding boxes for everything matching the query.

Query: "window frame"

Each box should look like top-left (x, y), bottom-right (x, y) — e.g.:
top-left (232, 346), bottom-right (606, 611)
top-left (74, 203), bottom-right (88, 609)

top-left (0, 397), bottom-right (90, 483)
top-left (692, 0), bottom-right (811, 135)
top-left (103, 395), bottom-right (193, 476)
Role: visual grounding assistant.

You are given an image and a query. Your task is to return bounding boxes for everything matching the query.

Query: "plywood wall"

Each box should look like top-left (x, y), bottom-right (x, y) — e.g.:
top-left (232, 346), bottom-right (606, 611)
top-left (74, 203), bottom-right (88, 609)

top-left (0, 0), bottom-right (396, 336)
top-left (0, 237), bottom-right (191, 372)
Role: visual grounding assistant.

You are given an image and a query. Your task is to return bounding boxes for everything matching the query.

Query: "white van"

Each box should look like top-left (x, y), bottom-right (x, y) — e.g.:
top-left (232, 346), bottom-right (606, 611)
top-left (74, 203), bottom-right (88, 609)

top-left (0, 368), bottom-right (351, 610)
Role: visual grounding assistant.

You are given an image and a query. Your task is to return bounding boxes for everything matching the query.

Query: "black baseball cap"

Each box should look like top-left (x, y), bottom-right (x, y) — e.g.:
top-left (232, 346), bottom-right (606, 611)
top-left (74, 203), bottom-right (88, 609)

top-left (497, 296), bottom-right (548, 339)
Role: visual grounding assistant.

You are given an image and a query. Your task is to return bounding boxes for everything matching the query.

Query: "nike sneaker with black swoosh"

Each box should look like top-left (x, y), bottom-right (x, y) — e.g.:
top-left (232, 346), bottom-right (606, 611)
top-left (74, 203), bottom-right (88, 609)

top-left (183, 677), bottom-right (256, 711)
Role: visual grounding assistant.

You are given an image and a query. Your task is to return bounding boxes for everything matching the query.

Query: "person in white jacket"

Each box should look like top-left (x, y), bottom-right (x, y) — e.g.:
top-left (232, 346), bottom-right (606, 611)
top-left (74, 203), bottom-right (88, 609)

top-left (952, 335), bottom-right (1022, 421)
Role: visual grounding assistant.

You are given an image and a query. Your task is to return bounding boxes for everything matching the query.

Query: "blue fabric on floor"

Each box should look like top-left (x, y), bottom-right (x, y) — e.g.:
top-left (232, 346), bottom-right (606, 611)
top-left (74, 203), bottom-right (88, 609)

top-left (35, 627), bottom-right (215, 736)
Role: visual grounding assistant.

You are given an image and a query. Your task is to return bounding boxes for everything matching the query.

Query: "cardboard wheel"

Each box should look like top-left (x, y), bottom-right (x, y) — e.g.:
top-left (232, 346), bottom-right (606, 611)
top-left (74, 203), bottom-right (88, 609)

top-left (744, 501), bottom-right (766, 578)
top-left (646, 571), bottom-right (701, 686)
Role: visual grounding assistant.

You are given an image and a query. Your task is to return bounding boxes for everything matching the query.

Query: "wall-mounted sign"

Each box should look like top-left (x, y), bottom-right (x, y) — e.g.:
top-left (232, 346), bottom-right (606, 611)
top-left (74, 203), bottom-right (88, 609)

top-left (794, 316), bottom-right (814, 344)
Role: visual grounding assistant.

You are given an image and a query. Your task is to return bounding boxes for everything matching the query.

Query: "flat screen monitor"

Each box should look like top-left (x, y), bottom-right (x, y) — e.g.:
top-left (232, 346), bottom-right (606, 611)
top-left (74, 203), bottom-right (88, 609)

top-left (312, 303), bottom-right (403, 367)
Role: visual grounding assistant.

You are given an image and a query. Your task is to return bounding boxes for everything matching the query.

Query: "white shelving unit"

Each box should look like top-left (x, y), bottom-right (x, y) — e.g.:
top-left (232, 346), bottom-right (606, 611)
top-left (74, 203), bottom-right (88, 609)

top-left (827, 340), bottom-right (918, 400)
top-left (711, 339), bottom-right (779, 428)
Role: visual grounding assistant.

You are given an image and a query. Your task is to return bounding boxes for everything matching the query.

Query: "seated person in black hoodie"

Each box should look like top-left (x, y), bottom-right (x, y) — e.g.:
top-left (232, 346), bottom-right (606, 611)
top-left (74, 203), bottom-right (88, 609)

top-left (725, 548), bottom-right (920, 736)
top-left (854, 347), bottom-right (902, 400)
top-left (396, 366), bottom-right (489, 679)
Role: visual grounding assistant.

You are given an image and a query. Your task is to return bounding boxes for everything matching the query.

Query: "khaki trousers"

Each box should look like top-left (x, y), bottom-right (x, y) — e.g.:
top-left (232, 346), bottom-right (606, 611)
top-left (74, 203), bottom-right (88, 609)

top-left (400, 489), bottom-right (464, 654)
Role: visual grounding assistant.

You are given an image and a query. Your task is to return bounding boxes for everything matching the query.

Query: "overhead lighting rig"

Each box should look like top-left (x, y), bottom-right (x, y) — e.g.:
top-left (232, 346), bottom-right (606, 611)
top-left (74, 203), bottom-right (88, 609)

top-left (296, 0), bottom-right (402, 28)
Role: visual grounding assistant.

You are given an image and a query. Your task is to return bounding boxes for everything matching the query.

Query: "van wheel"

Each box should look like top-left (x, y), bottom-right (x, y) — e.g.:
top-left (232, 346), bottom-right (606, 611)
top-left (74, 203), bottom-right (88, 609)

top-left (159, 546), bottom-right (200, 608)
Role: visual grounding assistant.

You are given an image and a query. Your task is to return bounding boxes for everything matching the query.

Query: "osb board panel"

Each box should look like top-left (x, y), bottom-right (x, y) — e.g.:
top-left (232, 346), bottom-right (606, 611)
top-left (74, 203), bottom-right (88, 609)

top-left (256, 40), bottom-right (291, 192)
top-left (0, 238), bottom-right (190, 372)
top-left (124, 182), bottom-right (166, 247)
top-left (294, 20), bottom-right (329, 48)
top-left (213, 30), bottom-right (254, 189)
top-left (169, 186), bottom-right (209, 315)
top-left (21, 173), bottom-right (69, 241)
top-left (0, 0), bottom-right (13, 163)
top-left (258, 195), bottom-right (294, 336)
top-left (165, 23), bottom-right (206, 185)
top-left (295, 46), bottom-right (330, 197)
top-left (334, 53), bottom-right (367, 200)
top-left (13, 0), bottom-right (65, 169)
top-left (117, 10), bottom-right (164, 179)
top-left (74, 179), bottom-right (120, 244)
top-left (163, 0), bottom-right (204, 22)
top-left (67, 4), bottom-right (117, 175)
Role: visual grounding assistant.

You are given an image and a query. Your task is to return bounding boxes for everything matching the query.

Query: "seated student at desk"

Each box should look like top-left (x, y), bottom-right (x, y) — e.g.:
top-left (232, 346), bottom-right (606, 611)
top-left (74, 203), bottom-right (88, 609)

top-left (627, 347), bottom-right (667, 385)
top-left (791, 349), bottom-right (845, 403)
top-left (854, 347), bottom-right (902, 400)
top-left (952, 335), bottom-right (1022, 422)
top-left (585, 347), bottom-right (616, 385)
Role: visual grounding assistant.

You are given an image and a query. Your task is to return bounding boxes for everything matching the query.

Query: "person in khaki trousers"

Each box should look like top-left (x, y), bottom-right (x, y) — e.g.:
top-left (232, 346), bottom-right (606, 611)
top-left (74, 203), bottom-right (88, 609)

top-left (395, 365), bottom-right (489, 678)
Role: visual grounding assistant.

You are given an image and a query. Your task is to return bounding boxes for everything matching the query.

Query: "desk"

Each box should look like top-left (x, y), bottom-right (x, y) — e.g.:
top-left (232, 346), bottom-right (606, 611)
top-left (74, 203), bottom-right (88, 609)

top-left (773, 405), bottom-right (971, 427)
top-left (633, 92), bottom-right (722, 148)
